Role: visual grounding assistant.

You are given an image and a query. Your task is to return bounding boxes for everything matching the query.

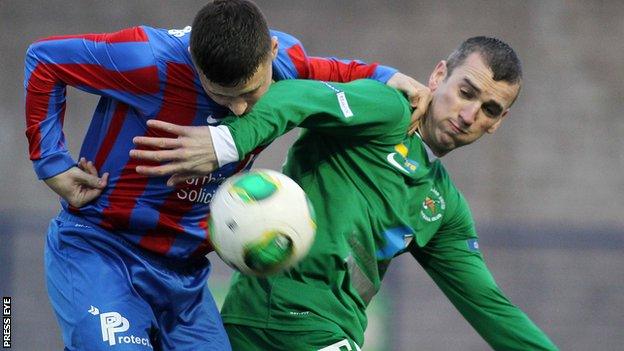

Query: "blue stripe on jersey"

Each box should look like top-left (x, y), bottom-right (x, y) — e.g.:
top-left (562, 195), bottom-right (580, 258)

top-left (376, 226), bottom-right (414, 259)
top-left (369, 64), bottom-right (397, 83)
top-left (33, 151), bottom-right (75, 180)
top-left (40, 84), bottom-right (67, 157)
top-left (78, 98), bottom-right (116, 161)
top-left (270, 30), bottom-right (301, 80)
top-left (23, 48), bottom-right (37, 88)
top-left (28, 39), bottom-right (155, 71)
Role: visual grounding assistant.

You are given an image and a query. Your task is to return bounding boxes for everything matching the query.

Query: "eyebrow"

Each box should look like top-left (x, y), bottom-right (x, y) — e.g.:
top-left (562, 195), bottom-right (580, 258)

top-left (463, 78), bottom-right (481, 94)
top-left (208, 76), bottom-right (266, 98)
top-left (463, 78), bottom-right (504, 116)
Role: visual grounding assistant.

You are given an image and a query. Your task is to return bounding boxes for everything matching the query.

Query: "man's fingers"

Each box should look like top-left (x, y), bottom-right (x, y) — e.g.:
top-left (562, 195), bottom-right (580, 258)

top-left (408, 110), bottom-right (423, 135)
top-left (146, 119), bottom-right (190, 136)
top-left (77, 171), bottom-right (106, 189)
top-left (100, 172), bottom-right (110, 187)
top-left (129, 149), bottom-right (181, 162)
top-left (133, 136), bottom-right (181, 149)
top-left (408, 87), bottom-right (432, 135)
top-left (167, 174), bottom-right (196, 187)
top-left (84, 160), bottom-right (98, 176)
top-left (415, 89), bottom-right (432, 112)
top-left (78, 157), bottom-right (88, 170)
top-left (135, 163), bottom-right (182, 177)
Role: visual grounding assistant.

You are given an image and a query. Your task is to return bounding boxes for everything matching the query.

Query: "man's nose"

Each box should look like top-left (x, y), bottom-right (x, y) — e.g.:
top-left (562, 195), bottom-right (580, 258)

top-left (459, 103), bottom-right (479, 125)
top-left (229, 100), bottom-right (248, 116)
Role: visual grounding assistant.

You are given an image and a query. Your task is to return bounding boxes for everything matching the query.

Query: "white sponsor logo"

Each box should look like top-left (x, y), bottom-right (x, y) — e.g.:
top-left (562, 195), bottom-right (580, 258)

top-left (100, 312), bottom-right (129, 346)
top-left (288, 311), bottom-right (310, 316)
top-left (176, 174), bottom-right (227, 204)
top-left (87, 305), bottom-right (99, 315)
top-left (168, 26), bottom-right (191, 37)
top-left (206, 114), bottom-right (219, 125)
top-left (93, 309), bottom-right (153, 348)
top-left (336, 92), bottom-right (353, 118)
top-left (386, 153), bottom-right (408, 174)
top-left (320, 82), bottom-right (353, 118)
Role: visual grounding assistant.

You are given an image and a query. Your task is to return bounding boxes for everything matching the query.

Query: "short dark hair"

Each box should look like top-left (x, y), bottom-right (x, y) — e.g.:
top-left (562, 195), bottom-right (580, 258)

top-left (446, 36), bottom-right (522, 85)
top-left (190, 0), bottom-right (271, 87)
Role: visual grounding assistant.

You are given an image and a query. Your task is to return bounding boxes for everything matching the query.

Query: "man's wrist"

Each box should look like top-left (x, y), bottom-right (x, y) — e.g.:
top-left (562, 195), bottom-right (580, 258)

top-left (33, 151), bottom-right (76, 180)
top-left (208, 125), bottom-right (239, 167)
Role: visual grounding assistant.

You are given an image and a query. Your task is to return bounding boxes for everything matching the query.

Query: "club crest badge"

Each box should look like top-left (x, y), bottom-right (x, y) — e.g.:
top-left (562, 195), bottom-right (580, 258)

top-left (420, 188), bottom-right (445, 222)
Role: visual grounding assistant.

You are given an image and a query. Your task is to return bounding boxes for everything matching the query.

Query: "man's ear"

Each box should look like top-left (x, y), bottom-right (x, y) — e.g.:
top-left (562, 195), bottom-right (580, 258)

top-left (428, 60), bottom-right (447, 92)
top-left (487, 110), bottom-right (509, 134)
top-left (270, 36), bottom-right (279, 59)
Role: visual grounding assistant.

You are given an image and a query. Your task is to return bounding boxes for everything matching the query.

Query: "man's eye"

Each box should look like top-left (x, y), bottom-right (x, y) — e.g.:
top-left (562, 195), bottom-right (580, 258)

top-left (460, 89), bottom-right (473, 98)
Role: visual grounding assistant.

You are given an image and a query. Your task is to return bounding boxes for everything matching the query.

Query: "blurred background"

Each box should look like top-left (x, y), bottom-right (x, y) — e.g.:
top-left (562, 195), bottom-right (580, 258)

top-left (1, 0), bottom-right (623, 350)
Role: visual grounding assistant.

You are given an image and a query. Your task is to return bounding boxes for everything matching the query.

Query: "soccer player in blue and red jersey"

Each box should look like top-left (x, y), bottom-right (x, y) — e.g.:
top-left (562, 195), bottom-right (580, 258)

top-left (24, 1), bottom-right (430, 350)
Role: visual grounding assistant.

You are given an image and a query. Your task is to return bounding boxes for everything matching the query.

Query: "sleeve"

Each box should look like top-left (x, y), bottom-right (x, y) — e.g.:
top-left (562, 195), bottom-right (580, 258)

top-left (270, 30), bottom-right (397, 83)
top-left (223, 79), bottom-right (410, 160)
top-left (410, 193), bottom-right (559, 350)
top-left (24, 26), bottom-right (160, 179)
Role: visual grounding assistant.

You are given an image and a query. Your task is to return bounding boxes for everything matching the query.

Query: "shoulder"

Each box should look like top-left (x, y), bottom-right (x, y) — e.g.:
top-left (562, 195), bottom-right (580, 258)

top-left (270, 29), bottom-right (305, 80)
top-left (142, 25), bottom-right (193, 65)
top-left (270, 29), bottom-right (302, 48)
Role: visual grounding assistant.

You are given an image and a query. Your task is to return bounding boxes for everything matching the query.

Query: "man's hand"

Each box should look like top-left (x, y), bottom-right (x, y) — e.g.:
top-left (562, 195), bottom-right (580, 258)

top-left (386, 72), bottom-right (432, 134)
top-left (129, 119), bottom-right (219, 186)
top-left (43, 158), bottom-right (109, 208)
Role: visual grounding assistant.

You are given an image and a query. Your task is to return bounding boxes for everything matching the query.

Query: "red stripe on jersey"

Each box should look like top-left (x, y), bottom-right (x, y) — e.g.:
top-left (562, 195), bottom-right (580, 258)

top-left (35, 26), bottom-right (149, 43)
top-left (137, 63), bottom-right (199, 255)
top-left (94, 103), bottom-right (130, 170)
top-left (190, 217), bottom-right (214, 258)
top-left (308, 57), bottom-right (378, 82)
top-left (286, 44), bottom-right (379, 82)
top-left (138, 182), bottom-right (197, 255)
top-left (39, 63), bottom-right (159, 94)
top-left (99, 160), bottom-right (154, 231)
top-left (25, 64), bottom-right (55, 160)
top-left (100, 63), bottom-right (196, 234)
top-left (286, 44), bottom-right (310, 78)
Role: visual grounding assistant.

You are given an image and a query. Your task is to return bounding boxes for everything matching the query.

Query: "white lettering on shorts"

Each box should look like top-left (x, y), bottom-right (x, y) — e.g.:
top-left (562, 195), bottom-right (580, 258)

top-left (92, 308), bottom-right (153, 348)
top-left (100, 312), bottom-right (129, 346)
top-left (318, 338), bottom-right (362, 351)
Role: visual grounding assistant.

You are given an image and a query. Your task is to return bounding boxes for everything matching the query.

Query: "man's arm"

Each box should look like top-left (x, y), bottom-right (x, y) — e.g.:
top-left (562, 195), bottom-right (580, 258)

top-left (409, 193), bottom-right (558, 350)
top-left (24, 26), bottom-right (158, 206)
top-left (131, 79), bottom-right (411, 182)
top-left (270, 30), bottom-right (430, 128)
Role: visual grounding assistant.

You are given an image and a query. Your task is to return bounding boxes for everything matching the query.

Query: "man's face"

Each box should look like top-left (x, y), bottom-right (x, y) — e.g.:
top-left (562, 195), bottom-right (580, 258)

top-left (195, 37), bottom-right (278, 116)
top-left (423, 52), bottom-right (520, 156)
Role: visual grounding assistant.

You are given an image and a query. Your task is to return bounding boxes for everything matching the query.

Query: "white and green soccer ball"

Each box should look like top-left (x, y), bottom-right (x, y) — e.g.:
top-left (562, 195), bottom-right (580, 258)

top-left (209, 169), bottom-right (317, 276)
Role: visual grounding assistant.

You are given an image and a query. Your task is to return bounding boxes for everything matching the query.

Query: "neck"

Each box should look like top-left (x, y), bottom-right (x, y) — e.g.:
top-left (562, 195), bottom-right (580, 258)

top-left (418, 114), bottom-right (448, 158)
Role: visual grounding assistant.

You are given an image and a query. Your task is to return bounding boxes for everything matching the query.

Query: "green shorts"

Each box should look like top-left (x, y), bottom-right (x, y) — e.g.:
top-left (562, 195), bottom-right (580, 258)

top-left (225, 323), bottom-right (361, 351)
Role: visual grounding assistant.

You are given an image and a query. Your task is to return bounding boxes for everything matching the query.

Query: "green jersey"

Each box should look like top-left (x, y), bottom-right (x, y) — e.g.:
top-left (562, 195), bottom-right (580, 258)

top-left (219, 79), bottom-right (557, 350)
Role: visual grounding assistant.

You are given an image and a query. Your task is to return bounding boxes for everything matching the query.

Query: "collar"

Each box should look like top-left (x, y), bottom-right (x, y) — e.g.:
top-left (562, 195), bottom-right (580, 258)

top-left (414, 131), bottom-right (438, 163)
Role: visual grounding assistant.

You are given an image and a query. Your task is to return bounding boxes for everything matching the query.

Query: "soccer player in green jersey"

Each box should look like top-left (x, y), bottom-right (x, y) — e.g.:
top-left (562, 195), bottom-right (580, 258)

top-left (133, 37), bottom-right (558, 350)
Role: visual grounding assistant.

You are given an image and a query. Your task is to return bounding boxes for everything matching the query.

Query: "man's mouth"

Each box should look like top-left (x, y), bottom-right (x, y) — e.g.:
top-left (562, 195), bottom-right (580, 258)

top-left (448, 120), bottom-right (468, 134)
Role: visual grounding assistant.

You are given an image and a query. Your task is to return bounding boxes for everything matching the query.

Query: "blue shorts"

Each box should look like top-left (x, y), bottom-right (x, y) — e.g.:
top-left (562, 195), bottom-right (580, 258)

top-left (44, 211), bottom-right (231, 351)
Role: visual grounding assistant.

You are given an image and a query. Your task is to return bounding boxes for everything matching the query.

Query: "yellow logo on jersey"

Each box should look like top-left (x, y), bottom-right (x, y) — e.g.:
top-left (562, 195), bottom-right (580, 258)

top-left (386, 143), bottom-right (419, 174)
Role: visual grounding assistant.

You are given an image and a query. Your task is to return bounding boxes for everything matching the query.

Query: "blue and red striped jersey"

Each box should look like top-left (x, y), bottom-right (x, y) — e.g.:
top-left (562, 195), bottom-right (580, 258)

top-left (24, 25), bottom-right (398, 259)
